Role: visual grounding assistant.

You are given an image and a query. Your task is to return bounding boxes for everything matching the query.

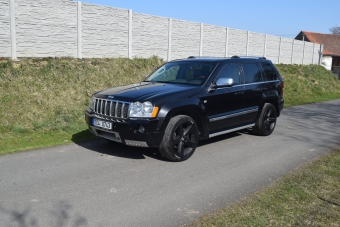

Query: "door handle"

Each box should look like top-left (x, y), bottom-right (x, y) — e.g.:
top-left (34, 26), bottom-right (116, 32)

top-left (261, 88), bottom-right (268, 91)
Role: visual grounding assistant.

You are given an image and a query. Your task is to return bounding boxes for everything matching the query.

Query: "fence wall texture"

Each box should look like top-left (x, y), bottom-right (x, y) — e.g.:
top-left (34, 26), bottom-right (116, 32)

top-left (0, 0), bottom-right (323, 64)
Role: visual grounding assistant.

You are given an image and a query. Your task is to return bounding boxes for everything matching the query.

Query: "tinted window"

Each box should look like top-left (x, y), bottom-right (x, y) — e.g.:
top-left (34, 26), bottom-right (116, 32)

top-left (145, 61), bottom-right (217, 86)
top-left (216, 63), bottom-right (239, 85)
top-left (242, 63), bottom-right (262, 84)
top-left (261, 63), bottom-right (279, 81)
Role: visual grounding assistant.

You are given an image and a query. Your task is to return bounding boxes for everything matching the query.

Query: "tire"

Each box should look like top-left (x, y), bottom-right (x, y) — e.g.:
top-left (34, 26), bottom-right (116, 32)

top-left (159, 115), bottom-right (199, 162)
top-left (253, 103), bottom-right (277, 136)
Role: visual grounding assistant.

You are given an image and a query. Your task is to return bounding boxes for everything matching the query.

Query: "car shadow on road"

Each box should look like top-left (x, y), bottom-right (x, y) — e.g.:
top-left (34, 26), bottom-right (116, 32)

top-left (72, 130), bottom-right (168, 161)
top-left (72, 129), bottom-right (251, 161)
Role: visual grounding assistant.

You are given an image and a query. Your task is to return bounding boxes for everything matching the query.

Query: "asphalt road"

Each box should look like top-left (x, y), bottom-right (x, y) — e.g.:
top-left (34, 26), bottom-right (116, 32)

top-left (1, 100), bottom-right (340, 227)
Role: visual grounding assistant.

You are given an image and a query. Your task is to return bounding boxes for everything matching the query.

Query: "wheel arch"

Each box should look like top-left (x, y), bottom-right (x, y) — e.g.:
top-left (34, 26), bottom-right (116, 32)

top-left (157, 99), bottom-right (209, 140)
top-left (260, 91), bottom-right (281, 117)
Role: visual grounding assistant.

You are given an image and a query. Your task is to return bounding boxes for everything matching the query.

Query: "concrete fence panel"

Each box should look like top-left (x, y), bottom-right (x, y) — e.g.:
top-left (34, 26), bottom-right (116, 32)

top-left (266, 35), bottom-right (280, 64)
top-left (248, 32), bottom-right (266, 57)
top-left (15, 0), bottom-right (77, 58)
top-left (280, 38), bottom-right (293, 64)
top-left (228, 29), bottom-right (247, 57)
top-left (202, 24), bottom-right (226, 57)
top-left (82, 3), bottom-right (129, 58)
top-left (303, 42), bottom-right (315, 65)
top-left (0, 0), bottom-right (10, 57)
top-left (171, 19), bottom-right (200, 60)
top-left (132, 13), bottom-right (169, 60)
top-left (293, 40), bottom-right (304, 64)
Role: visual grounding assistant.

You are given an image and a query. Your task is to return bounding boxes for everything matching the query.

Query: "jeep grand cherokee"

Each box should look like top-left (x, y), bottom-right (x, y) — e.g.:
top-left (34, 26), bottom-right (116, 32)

top-left (85, 56), bottom-right (284, 161)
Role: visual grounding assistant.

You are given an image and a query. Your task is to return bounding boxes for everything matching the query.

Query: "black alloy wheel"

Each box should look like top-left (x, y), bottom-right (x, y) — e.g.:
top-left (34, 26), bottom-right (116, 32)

top-left (159, 115), bottom-right (199, 161)
top-left (263, 106), bottom-right (276, 134)
top-left (253, 103), bottom-right (277, 136)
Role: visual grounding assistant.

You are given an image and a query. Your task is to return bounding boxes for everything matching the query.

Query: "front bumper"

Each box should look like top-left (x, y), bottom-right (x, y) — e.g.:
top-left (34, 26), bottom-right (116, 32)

top-left (85, 109), bottom-right (164, 148)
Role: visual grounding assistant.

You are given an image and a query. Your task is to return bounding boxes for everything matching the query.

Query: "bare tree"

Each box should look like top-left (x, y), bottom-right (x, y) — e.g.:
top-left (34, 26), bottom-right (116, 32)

top-left (330, 26), bottom-right (340, 35)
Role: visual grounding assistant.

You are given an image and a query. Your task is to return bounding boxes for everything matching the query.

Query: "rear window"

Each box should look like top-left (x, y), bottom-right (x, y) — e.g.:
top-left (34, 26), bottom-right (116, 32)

top-left (261, 63), bottom-right (279, 81)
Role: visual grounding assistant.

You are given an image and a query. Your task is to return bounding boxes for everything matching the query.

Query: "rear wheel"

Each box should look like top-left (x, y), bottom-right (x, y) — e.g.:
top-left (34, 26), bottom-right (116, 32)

top-left (159, 115), bottom-right (199, 161)
top-left (253, 103), bottom-right (277, 136)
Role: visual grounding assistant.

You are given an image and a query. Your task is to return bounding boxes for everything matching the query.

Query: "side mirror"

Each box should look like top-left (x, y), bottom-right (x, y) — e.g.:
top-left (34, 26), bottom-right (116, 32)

top-left (213, 78), bottom-right (234, 88)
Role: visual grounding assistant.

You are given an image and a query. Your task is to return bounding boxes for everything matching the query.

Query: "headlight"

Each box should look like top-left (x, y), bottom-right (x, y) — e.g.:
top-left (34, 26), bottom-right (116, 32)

top-left (89, 96), bottom-right (95, 110)
top-left (129, 101), bottom-right (159, 118)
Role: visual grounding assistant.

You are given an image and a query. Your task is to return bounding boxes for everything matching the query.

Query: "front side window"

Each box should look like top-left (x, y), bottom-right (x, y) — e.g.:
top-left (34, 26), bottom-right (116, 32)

top-left (242, 63), bottom-right (263, 84)
top-left (145, 61), bottom-right (218, 86)
top-left (216, 63), bottom-right (239, 85)
top-left (261, 63), bottom-right (279, 81)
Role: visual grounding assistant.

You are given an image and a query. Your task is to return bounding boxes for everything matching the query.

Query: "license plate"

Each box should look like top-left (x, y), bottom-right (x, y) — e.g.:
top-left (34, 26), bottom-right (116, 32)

top-left (92, 118), bottom-right (112, 130)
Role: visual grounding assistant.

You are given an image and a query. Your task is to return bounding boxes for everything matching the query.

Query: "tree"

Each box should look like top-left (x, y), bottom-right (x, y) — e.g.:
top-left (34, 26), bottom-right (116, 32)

top-left (329, 26), bottom-right (340, 35)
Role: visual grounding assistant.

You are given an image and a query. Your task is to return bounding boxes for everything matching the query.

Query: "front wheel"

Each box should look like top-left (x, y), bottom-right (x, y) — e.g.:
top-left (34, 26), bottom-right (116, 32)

top-left (253, 103), bottom-right (277, 136)
top-left (159, 115), bottom-right (199, 162)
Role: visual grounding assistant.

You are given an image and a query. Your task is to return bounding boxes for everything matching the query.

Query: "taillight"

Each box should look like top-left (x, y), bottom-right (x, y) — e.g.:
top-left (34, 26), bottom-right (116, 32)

top-left (280, 81), bottom-right (284, 96)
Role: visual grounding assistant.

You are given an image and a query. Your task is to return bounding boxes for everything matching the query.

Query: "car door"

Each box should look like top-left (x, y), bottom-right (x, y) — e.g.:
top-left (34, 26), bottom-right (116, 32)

top-left (240, 62), bottom-right (265, 124)
top-left (200, 63), bottom-right (245, 133)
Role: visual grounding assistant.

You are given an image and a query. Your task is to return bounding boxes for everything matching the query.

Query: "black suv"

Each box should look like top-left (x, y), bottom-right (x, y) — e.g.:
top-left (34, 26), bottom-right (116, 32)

top-left (85, 56), bottom-right (284, 161)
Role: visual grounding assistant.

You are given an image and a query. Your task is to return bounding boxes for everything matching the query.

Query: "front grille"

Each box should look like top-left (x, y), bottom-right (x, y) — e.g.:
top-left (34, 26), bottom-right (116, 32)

top-left (93, 98), bottom-right (130, 118)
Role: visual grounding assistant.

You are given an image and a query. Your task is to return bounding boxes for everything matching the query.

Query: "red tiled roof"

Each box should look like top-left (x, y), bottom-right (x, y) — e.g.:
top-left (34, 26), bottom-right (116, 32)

top-left (302, 31), bottom-right (340, 56)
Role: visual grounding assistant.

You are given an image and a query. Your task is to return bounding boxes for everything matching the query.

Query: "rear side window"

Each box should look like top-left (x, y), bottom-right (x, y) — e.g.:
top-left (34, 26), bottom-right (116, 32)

top-left (216, 63), bottom-right (239, 85)
top-left (242, 63), bottom-right (263, 84)
top-left (261, 63), bottom-right (279, 81)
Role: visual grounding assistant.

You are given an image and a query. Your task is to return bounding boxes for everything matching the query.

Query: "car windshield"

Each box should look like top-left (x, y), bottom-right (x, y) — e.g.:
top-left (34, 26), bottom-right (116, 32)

top-left (144, 61), bottom-right (218, 86)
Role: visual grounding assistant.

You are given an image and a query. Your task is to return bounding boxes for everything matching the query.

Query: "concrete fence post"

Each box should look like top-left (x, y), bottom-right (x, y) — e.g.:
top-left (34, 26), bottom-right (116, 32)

top-left (318, 44), bottom-right (323, 65)
top-left (225, 27), bottom-right (229, 57)
top-left (128, 9), bottom-right (132, 59)
top-left (291, 39), bottom-right (295, 64)
top-left (278, 37), bottom-right (282, 64)
top-left (199, 23), bottom-right (203, 56)
top-left (167, 18), bottom-right (172, 61)
top-left (246, 31), bottom-right (249, 56)
top-left (263, 34), bottom-right (267, 58)
top-left (10, 0), bottom-right (17, 60)
top-left (77, 1), bottom-right (82, 59)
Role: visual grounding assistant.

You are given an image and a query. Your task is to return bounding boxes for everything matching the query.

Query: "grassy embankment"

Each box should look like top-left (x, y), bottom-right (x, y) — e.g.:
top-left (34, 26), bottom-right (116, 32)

top-left (1, 58), bottom-right (340, 155)
top-left (190, 147), bottom-right (340, 227)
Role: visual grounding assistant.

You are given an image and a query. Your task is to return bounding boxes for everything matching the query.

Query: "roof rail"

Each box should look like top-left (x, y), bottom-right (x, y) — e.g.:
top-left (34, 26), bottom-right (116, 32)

top-left (231, 55), bottom-right (266, 59)
top-left (187, 56), bottom-right (225, 59)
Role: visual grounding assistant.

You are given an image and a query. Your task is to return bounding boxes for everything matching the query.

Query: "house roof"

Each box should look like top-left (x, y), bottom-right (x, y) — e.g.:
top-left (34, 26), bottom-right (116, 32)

top-left (295, 31), bottom-right (340, 57)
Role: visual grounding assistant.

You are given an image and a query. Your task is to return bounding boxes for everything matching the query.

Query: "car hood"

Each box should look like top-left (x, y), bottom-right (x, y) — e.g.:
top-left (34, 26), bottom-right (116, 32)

top-left (95, 82), bottom-right (202, 103)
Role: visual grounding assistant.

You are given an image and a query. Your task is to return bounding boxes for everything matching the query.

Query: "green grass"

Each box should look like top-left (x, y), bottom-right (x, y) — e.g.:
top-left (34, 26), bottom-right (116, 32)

top-left (190, 148), bottom-right (340, 227)
top-left (276, 64), bottom-right (340, 107)
top-left (0, 58), bottom-right (340, 155)
top-left (0, 57), bottom-right (163, 155)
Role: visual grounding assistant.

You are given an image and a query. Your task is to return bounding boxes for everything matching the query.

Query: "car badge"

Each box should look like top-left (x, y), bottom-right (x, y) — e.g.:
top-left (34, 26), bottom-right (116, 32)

top-left (108, 95), bottom-right (114, 99)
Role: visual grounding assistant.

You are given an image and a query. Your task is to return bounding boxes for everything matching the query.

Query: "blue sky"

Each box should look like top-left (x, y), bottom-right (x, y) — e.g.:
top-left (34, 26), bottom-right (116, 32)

top-left (83, 0), bottom-right (339, 38)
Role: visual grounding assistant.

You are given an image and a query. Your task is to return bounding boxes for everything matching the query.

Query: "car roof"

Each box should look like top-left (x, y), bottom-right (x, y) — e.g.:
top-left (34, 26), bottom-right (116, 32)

top-left (170, 56), bottom-right (273, 64)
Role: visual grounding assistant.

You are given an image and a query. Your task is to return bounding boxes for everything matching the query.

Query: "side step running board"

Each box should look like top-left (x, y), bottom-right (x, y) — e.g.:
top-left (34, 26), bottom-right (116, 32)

top-left (209, 123), bottom-right (255, 138)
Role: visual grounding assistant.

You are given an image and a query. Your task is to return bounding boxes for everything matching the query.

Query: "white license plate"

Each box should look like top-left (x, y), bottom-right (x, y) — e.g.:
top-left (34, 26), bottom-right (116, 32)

top-left (92, 118), bottom-right (112, 130)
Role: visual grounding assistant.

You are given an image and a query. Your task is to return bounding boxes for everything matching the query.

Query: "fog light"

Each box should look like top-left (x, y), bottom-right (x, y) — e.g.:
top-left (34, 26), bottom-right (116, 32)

top-left (139, 125), bottom-right (145, 134)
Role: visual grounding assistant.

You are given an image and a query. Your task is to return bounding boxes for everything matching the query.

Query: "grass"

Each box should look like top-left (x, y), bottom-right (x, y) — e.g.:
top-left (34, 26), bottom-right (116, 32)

top-left (276, 64), bottom-right (340, 107)
top-left (0, 57), bottom-right (163, 155)
top-left (0, 58), bottom-right (340, 155)
top-left (190, 148), bottom-right (340, 227)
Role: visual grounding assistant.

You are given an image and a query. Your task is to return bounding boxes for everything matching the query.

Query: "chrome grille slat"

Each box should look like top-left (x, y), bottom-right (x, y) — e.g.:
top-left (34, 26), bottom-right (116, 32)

top-left (115, 102), bottom-right (119, 117)
top-left (93, 98), bottom-right (130, 119)
top-left (109, 101), bottom-right (112, 116)
top-left (105, 101), bottom-right (108, 115)
top-left (121, 103), bottom-right (125, 118)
